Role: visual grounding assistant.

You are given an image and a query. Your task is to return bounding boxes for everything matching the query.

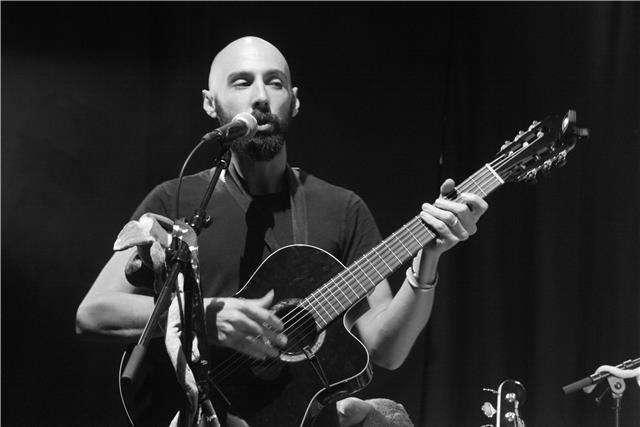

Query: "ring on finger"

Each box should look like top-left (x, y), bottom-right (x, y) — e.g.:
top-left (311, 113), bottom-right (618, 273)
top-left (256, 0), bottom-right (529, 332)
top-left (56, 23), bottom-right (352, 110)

top-left (251, 335), bottom-right (271, 346)
top-left (450, 217), bottom-right (459, 227)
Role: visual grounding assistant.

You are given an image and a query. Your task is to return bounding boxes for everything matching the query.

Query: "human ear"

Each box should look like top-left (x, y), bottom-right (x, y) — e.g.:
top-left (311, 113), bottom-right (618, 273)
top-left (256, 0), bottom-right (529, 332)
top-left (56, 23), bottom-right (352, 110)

top-left (291, 87), bottom-right (301, 117)
top-left (202, 89), bottom-right (217, 119)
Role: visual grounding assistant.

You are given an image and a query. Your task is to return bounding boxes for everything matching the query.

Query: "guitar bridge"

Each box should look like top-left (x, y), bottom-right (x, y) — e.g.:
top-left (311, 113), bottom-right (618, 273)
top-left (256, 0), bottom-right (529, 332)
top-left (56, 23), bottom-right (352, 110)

top-left (303, 345), bottom-right (330, 388)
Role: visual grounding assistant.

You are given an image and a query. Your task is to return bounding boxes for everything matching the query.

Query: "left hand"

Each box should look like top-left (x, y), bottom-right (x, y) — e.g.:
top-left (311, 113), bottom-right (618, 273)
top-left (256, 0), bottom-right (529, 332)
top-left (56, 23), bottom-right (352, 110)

top-left (419, 178), bottom-right (488, 258)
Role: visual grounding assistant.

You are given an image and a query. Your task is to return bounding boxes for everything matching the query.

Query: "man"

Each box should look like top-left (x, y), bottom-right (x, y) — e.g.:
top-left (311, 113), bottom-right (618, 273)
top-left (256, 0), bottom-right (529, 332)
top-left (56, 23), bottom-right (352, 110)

top-left (76, 36), bottom-right (487, 425)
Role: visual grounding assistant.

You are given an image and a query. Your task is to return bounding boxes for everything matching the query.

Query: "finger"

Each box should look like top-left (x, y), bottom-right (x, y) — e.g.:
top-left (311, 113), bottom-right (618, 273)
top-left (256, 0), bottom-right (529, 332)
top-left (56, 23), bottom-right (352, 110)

top-left (222, 309), bottom-right (287, 348)
top-left (217, 320), bottom-right (271, 359)
top-left (226, 312), bottom-right (264, 337)
top-left (233, 313), bottom-right (287, 348)
top-left (433, 199), bottom-right (477, 236)
top-left (458, 193), bottom-right (489, 220)
top-left (439, 178), bottom-right (456, 197)
top-left (254, 289), bottom-right (275, 308)
top-left (244, 290), bottom-right (284, 331)
top-left (419, 205), bottom-right (461, 242)
top-left (241, 335), bottom-right (281, 359)
top-left (422, 202), bottom-right (463, 230)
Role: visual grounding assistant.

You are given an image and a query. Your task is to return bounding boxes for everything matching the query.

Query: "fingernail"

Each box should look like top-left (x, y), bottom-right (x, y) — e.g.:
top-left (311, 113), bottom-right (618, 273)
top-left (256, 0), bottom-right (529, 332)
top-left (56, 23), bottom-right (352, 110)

top-left (277, 334), bottom-right (288, 346)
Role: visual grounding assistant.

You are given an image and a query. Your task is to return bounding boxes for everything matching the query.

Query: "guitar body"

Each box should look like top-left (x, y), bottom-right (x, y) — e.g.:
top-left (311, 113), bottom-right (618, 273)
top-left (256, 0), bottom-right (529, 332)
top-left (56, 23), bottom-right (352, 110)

top-left (121, 244), bottom-right (373, 427)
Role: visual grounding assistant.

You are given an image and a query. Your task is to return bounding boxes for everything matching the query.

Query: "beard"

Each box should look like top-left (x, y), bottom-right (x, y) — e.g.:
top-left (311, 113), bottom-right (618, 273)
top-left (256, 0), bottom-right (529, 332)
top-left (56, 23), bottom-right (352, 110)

top-left (214, 101), bottom-right (291, 162)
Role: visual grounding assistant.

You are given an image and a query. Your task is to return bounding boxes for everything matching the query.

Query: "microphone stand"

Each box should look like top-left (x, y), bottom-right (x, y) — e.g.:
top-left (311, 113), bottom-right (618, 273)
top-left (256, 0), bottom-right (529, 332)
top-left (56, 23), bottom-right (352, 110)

top-left (563, 357), bottom-right (640, 427)
top-left (121, 142), bottom-right (233, 426)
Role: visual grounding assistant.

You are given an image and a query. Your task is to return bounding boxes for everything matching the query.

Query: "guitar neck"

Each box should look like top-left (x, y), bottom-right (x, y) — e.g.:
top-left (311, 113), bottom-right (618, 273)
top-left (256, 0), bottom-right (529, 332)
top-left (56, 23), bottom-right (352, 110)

top-left (302, 164), bottom-right (505, 327)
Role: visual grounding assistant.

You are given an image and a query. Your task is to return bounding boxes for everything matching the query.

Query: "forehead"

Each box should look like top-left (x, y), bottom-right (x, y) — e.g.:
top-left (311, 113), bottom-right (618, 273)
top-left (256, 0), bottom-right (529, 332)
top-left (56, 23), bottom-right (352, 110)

top-left (210, 39), bottom-right (290, 88)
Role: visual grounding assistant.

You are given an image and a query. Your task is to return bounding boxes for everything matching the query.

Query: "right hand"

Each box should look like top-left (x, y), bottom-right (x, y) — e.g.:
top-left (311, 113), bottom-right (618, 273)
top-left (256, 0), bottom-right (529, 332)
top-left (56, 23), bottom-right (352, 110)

top-left (205, 290), bottom-right (288, 360)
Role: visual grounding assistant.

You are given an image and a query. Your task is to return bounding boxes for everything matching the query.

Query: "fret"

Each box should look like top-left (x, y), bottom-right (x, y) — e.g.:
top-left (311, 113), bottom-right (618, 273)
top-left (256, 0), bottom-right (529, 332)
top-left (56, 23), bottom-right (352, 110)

top-left (391, 230), bottom-right (413, 256)
top-left (381, 239), bottom-right (403, 264)
top-left (362, 254), bottom-right (384, 279)
top-left (484, 163), bottom-right (504, 184)
top-left (372, 246), bottom-right (393, 272)
top-left (352, 260), bottom-right (378, 290)
top-left (301, 166), bottom-right (505, 327)
top-left (469, 176), bottom-right (487, 197)
top-left (335, 274), bottom-right (360, 301)
top-left (403, 222), bottom-right (423, 246)
top-left (344, 264), bottom-right (369, 294)
top-left (323, 282), bottom-right (345, 311)
top-left (332, 292), bottom-right (346, 310)
top-left (415, 220), bottom-right (436, 242)
top-left (312, 291), bottom-right (334, 320)
top-left (332, 277), bottom-right (354, 305)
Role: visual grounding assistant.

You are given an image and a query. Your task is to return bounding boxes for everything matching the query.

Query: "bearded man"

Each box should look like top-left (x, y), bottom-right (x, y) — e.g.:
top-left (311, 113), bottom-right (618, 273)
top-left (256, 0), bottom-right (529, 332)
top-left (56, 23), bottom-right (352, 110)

top-left (76, 36), bottom-right (488, 426)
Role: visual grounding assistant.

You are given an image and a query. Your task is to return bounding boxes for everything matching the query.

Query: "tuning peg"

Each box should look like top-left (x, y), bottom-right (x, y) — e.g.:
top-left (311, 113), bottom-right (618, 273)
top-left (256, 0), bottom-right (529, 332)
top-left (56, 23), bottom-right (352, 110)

top-left (553, 150), bottom-right (568, 167)
top-left (518, 169), bottom-right (538, 183)
top-left (481, 401), bottom-right (497, 418)
top-left (528, 120), bottom-right (540, 131)
top-left (500, 140), bottom-right (511, 150)
top-left (513, 130), bottom-right (525, 141)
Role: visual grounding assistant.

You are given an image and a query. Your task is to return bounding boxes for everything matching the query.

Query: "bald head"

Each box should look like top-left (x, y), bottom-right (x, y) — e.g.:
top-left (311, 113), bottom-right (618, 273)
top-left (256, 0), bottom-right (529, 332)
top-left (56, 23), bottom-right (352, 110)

top-left (201, 36), bottom-right (300, 162)
top-left (208, 36), bottom-right (292, 92)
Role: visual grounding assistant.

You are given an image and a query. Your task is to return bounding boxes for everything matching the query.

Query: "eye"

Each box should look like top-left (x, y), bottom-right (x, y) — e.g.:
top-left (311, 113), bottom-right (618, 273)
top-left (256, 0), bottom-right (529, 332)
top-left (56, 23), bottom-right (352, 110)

top-left (232, 79), bottom-right (250, 88)
top-left (269, 79), bottom-right (284, 89)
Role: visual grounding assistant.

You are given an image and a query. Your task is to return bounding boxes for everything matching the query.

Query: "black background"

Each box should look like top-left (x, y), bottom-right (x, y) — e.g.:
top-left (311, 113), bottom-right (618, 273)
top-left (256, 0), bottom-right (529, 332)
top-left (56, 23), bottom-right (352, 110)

top-left (3, 2), bottom-right (639, 426)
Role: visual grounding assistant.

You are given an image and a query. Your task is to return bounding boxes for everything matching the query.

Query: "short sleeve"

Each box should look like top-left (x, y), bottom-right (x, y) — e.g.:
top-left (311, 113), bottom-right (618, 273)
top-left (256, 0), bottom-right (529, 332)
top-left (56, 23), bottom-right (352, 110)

top-left (341, 193), bottom-right (382, 266)
top-left (130, 184), bottom-right (173, 221)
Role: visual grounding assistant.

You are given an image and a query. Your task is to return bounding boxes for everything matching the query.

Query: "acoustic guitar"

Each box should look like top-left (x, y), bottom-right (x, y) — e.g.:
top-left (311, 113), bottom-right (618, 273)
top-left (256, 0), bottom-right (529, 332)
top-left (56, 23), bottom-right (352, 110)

top-left (120, 111), bottom-right (587, 426)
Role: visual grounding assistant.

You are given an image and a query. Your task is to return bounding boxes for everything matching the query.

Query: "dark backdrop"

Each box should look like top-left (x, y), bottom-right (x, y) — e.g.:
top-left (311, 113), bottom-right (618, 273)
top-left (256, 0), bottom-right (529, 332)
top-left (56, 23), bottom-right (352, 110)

top-left (3, 2), bottom-right (639, 426)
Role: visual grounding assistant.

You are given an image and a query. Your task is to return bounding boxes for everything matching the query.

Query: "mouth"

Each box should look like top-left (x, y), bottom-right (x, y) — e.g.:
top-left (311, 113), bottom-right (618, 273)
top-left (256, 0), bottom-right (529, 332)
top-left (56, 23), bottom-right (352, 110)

top-left (257, 123), bottom-right (275, 133)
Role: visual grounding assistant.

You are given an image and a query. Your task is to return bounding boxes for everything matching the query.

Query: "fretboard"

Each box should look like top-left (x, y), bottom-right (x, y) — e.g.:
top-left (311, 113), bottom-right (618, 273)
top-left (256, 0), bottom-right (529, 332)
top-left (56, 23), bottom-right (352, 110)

top-left (300, 163), bottom-right (505, 328)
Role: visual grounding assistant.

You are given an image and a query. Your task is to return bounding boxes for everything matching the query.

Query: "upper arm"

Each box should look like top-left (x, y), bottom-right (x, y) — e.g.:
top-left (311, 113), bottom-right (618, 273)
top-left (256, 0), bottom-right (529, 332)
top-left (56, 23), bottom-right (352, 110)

top-left (83, 248), bottom-right (151, 299)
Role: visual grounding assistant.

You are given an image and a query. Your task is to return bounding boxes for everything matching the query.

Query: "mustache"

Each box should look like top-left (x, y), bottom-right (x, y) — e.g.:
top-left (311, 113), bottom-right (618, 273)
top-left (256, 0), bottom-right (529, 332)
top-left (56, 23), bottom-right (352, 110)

top-left (252, 110), bottom-right (280, 127)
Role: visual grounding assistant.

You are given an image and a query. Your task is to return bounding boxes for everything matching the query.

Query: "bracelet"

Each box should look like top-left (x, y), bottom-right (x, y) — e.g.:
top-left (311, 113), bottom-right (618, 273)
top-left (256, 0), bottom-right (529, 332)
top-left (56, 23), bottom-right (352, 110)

top-left (406, 266), bottom-right (439, 291)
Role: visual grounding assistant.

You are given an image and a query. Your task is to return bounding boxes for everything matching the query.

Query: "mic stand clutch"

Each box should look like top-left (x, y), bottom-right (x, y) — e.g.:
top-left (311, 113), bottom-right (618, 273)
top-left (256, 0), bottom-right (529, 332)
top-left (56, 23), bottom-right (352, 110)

top-left (121, 145), bottom-right (233, 426)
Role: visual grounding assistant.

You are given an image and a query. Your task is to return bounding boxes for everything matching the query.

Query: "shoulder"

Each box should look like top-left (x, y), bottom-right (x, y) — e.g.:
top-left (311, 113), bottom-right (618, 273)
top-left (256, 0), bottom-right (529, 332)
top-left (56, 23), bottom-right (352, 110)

top-left (295, 168), bottom-right (365, 208)
top-left (132, 168), bottom-right (218, 219)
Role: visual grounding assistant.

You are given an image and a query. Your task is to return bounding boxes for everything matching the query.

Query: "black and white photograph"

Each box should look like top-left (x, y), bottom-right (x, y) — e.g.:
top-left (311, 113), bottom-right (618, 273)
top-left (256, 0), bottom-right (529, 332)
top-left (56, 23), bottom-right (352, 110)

top-left (2, 2), bottom-right (639, 426)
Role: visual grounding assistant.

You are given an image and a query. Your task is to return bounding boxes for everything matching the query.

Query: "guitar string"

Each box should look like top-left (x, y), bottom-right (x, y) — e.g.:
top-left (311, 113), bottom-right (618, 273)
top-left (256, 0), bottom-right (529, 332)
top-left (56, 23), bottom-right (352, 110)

top-left (206, 164), bottom-right (506, 383)
top-left (206, 164), bottom-right (505, 383)
top-left (287, 162), bottom-right (505, 327)
top-left (206, 164), bottom-right (506, 382)
top-left (208, 189), bottom-right (501, 386)
top-left (206, 205), bottom-right (442, 381)
top-left (206, 215), bottom-right (432, 382)
top-left (207, 183), bottom-right (495, 384)
top-left (251, 158), bottom-right (512, 356)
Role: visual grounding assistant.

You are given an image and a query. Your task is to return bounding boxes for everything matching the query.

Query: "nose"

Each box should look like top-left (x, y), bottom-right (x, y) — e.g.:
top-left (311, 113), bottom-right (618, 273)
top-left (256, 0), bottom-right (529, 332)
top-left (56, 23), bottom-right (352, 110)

top-left (251, 81), bottom-right (269, 112)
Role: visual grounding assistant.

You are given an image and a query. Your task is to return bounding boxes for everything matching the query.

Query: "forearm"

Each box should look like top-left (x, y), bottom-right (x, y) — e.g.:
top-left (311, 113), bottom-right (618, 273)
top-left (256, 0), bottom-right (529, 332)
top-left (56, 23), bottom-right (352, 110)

top-left (75, 291), bottom-right (160, 342)
top-left (359, 252), bottom-right (439, 370)
top-left (76, 248), bottom-right (163, 343)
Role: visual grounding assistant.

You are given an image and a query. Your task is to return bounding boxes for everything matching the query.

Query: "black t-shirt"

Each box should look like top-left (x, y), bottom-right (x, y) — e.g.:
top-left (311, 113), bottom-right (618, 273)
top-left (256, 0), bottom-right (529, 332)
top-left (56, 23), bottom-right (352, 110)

top-left (131, 167), bottom-right (382, 298)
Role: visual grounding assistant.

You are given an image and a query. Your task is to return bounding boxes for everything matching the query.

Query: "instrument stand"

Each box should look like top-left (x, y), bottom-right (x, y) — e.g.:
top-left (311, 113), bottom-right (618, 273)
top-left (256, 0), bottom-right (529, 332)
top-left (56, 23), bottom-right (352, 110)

top-left (122, 146), bottom-right (233, 427)
top-left (594, 376), bottom-right (626, 427)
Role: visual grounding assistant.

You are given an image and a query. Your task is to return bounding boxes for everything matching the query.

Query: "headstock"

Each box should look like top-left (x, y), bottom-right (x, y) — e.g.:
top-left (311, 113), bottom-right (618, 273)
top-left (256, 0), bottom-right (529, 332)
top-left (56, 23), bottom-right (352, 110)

top-left (491, 110), bottom-right (589, 184)
top-left (481, 379), bottom-right (526, 427)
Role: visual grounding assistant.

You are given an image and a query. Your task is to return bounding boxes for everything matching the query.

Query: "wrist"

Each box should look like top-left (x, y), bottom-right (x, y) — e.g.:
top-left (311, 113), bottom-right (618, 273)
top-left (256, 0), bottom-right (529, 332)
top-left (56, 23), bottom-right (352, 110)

top-left (406, 266), bottom-right (438, 291)
top-left (412, 250), bottom-right (440, 280)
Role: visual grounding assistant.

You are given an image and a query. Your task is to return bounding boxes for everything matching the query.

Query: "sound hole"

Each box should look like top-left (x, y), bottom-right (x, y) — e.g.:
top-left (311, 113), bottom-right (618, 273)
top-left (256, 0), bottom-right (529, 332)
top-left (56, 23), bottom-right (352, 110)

top-left (274, 302), bottom-right (324, 362)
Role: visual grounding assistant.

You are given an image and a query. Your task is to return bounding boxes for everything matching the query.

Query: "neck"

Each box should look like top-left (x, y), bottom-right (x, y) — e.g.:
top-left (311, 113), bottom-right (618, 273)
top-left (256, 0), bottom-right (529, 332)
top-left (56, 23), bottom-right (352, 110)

top-left (230, 148), bottom-right (287, 195)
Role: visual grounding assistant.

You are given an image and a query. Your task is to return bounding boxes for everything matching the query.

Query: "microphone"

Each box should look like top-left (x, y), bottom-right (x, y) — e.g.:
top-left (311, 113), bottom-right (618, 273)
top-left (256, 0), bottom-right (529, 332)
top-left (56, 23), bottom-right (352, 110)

top-left (202, 112), bottom-right (258, 144)
top-left (562, 357), bottom-right (640, 394)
